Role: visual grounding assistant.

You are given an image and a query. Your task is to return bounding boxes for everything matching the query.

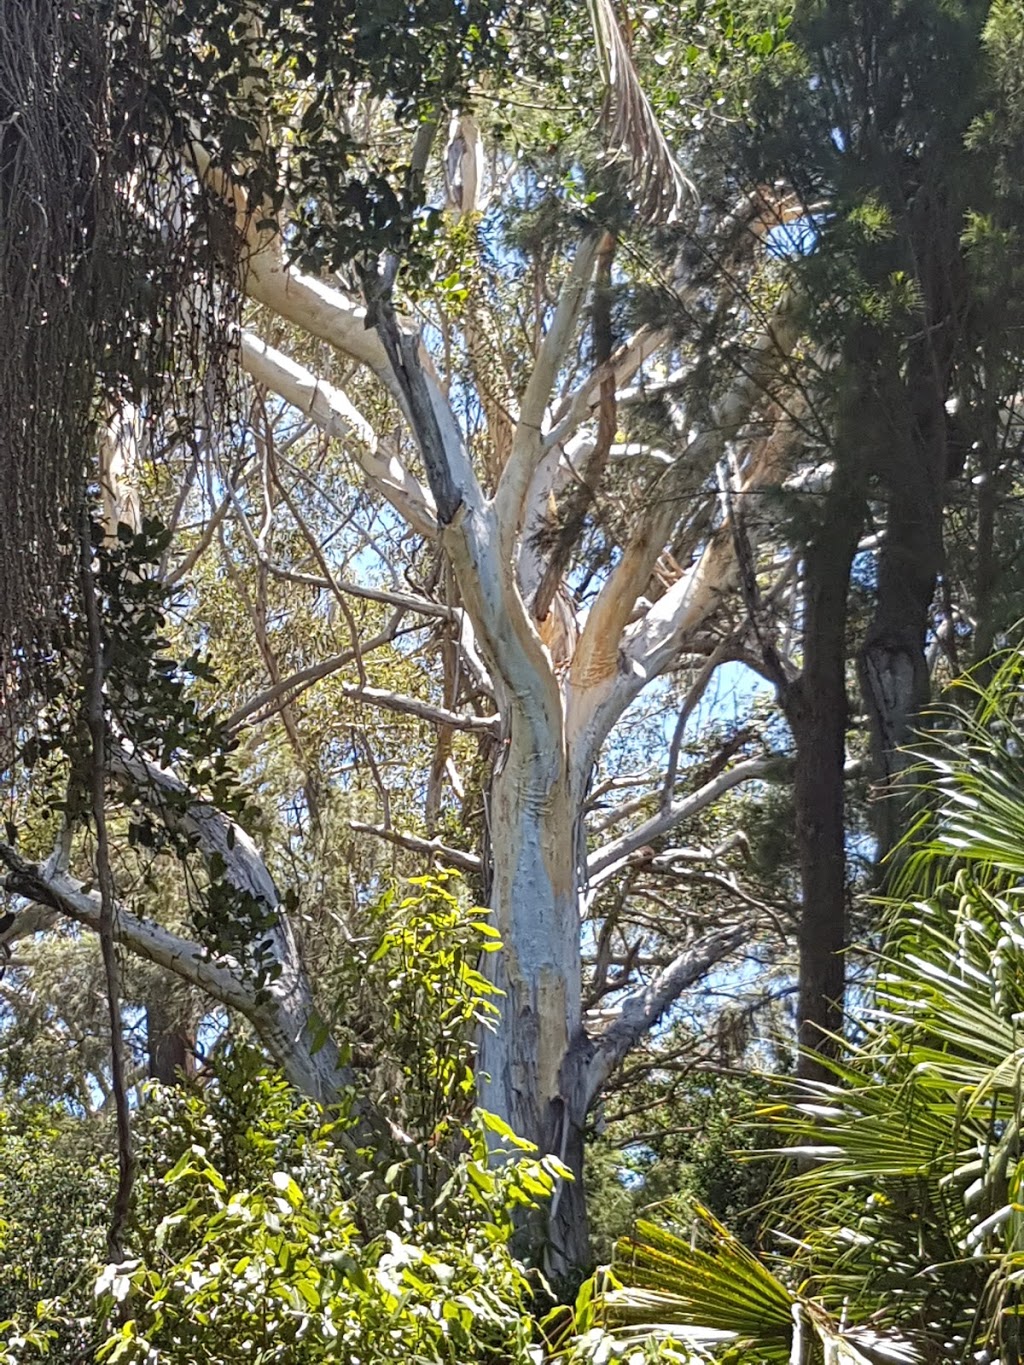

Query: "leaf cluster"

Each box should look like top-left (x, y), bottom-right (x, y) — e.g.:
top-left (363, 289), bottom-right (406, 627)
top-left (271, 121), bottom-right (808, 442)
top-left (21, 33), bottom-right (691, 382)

top-left (95, 1059), bottom-right (559, 1364)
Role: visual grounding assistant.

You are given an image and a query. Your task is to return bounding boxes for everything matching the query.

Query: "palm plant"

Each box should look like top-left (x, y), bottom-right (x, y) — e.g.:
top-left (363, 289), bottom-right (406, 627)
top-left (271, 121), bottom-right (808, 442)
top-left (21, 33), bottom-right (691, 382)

top-left (582, 649), bottom-right (1024, 1364)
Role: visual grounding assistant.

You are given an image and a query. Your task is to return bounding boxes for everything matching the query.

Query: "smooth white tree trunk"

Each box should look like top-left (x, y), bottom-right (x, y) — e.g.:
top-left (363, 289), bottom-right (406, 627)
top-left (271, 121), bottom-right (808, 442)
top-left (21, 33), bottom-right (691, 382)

top-left (476, 740), bottom-right (590, 1268)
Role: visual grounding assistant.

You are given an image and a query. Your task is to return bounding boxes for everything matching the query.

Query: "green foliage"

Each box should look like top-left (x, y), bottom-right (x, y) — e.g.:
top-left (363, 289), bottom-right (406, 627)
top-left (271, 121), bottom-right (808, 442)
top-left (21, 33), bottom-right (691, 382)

top-left (96, 1065), bottom-right (559, 1364)
top-left (0, 876), bottom-right (567, 1362)
top-left (568, 1205), bottom-right (897, 1365)
top-left (586, 1072), bottom-right (779, 1263)
top-left (14, 514), bottom-right (283, 981)
top-left (571, 646), bottom-right (1024, 1363)
top-left (365, 875), bottom-right (502, 1157)
top-left (0, 1106), bottom-right (112, 1361)
top-left (149, 0), bottom-right (513, 279)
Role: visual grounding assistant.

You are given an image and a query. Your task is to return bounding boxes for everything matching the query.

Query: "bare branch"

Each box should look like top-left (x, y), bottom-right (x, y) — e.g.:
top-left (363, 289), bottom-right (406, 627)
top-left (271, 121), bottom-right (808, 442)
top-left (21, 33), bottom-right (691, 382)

top-left (0, 843), bottom-right (354, 1109)
top-left (271, 464), bottom-right (370, 686)
top-left (222, 618), bottom-right (406, 731)
top-left (584, 926), bottom-right (745, 1106)
top-left (349, 821), bottom-right (482, 873)
top-left (258, 563), bottom-right (452, 620)
top-left (662, 640), bottom-right (743, 812)
top-left (589, 788), bottom-right (659, 837)
top-left (165, 488), bottom-right (233, 587)
top-left (338, 684), bottom-right (499, 736)
top-left (588, 755), bottom-right (778, 883)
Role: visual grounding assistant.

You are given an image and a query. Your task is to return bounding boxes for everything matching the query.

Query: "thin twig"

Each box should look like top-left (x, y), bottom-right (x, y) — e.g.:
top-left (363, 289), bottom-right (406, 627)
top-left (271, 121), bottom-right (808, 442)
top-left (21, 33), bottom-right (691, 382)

top-left (80, 509), bottom-right (135, 1263)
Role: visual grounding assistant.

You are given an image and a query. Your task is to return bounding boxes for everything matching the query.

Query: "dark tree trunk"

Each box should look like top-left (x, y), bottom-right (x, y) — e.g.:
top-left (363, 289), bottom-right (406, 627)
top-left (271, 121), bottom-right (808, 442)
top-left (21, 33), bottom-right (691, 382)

top-left (146, 981), bottom-right (194, 1085)
top-left (859, 183), bottom-right (965, 851)
top-left (858, 475), bottom-right (944, 851)
top-left (784, 473), bottom-right (865, 1083)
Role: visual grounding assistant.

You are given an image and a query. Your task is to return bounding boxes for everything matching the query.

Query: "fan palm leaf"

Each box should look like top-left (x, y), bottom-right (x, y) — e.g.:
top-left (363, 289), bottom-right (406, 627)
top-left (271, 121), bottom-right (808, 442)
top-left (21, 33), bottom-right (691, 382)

top-left (586, 1206), bottom-right (919, 1364)
top-left (583, 649), bottom-right (1024, 1363)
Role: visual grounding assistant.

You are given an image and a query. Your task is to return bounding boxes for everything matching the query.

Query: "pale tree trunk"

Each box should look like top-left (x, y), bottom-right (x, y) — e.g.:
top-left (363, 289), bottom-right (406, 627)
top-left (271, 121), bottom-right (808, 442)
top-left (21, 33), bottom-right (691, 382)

top-left (478, 743), bottom-right (590, 1269)
top-left (272, 267), bottom-right (793, 1269)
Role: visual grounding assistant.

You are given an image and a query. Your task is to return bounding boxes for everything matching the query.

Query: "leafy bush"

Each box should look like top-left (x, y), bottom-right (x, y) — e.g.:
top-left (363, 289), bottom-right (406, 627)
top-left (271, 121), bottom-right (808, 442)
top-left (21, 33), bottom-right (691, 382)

top-left (92, 876), bottom-right (565, 1362)
top-left (0, 1106), bottom-right (112, 1360)
top-left (97, 1068), bottom-right (561, 1364)
top-left (0, 877), bottom-right (567, 1363)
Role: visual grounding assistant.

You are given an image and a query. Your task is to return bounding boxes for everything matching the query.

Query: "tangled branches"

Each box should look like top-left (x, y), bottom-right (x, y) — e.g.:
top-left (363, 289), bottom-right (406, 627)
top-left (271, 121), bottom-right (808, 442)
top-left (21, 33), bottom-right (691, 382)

top-left (0, 0), bottom-right (242, 702)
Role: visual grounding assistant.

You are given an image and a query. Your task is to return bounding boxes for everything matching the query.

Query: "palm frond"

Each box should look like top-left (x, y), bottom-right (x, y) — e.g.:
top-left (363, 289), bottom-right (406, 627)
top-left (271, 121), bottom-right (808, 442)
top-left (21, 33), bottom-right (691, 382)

top-left (596, 1209), bottom-right (792, 1361)
top-left (589, 1206), bottom-right (921, 1364)
top-left (583, 648), bottom-right (1024, 1363)
top-left (586, 0), bottom-right (694, 223)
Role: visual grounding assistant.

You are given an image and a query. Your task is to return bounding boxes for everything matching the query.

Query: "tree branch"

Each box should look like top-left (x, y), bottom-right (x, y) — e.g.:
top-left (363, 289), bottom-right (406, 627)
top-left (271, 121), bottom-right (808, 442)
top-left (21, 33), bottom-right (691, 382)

top-left (372, 293), bottom-right (475, 526)
top-left (567, 361), bottom-right (803, 789)
top-left (0, 843), bottom-right (354, 1109)
top-left (191, 146), bottom-right (405, 403)
top-left (338, 684), bottom-right (499, 735)
top-left (240, 330), bottom-right (437, 535)
top-left (584, 925), bottom-right (746, 1106)
top-left (348, 822), bottom-right (482, 873)
top-left (493, 232), bottom-right (602, 553)
top-left (545, 324), bottom-right (669, 453)
top-left (588, 756), bottom-right (778, 883)
top-left (257, 563), bottom-right (452, 620)
top-left (222, 619), bottom-right (408, 731)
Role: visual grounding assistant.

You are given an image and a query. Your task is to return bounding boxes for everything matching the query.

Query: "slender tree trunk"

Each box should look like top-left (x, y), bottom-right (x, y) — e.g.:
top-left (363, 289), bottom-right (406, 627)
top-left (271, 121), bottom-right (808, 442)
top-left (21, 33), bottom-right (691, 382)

top-left (972, 448), bottom-right (998, 670)
top-left (784, 474), bottom-right (864, 1082)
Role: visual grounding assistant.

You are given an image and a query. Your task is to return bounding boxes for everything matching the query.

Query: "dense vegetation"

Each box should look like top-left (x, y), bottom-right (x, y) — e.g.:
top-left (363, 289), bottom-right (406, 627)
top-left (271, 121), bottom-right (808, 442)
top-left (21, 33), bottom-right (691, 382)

top-left (2, 0), bottom-right (1024, 1358)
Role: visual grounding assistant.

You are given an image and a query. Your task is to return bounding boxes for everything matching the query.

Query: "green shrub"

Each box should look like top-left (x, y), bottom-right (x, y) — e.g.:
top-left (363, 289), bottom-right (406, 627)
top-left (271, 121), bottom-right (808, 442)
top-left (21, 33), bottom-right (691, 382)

top-left (98, 1068), bottom-right (562, 1364)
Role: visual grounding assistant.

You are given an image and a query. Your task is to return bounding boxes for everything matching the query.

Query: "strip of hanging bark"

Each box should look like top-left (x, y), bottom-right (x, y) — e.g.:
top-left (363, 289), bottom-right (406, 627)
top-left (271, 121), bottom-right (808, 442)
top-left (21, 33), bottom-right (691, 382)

top-left (371, 292), bottom-right (463, 525)
top-left (79, 509), bottom-right (135, 1264)
top-left (587, 0), bottom-right (694, 223)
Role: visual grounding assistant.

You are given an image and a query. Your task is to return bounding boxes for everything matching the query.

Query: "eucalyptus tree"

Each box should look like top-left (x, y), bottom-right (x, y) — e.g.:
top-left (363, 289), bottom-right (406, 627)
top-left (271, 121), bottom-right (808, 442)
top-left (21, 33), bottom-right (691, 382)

top-left (0, 0), bottom-right (805, 1270)
top-left (7, 0), bottom-right (1024, 1275)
